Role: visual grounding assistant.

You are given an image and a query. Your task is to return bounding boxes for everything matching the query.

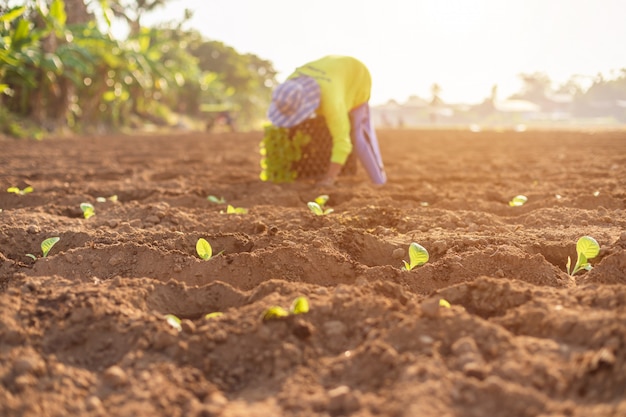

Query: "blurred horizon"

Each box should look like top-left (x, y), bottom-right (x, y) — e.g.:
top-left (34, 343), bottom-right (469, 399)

top-left (134, 0), bottom-right (626, 105)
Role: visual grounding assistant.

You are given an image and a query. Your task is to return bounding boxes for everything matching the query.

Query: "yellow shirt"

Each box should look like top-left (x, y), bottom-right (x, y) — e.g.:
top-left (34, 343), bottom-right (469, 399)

top-left (288, 56), bottom-right (371, 165)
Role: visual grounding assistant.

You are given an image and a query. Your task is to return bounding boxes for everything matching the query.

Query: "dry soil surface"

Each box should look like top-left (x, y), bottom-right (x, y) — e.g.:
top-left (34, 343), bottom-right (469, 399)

top-left (1, 128), bottom-right (626, 417)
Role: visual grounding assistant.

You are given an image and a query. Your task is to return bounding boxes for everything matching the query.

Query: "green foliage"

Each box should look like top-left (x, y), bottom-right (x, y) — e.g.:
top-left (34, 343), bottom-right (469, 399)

top-left (439, 299), bottom-right (451, 308)
top-left (196, 238), bottom-right (213, 260)
top-left (402, 242), bottom-right (429, 271)
top-left (189, 39), bottom-right (277, 129)
top-left (205, 312), bottom-right (224, 319)
top-left (259, 125), bottom-right (311, 183)
top-left (80, 202), bottom-right (95, 219)
top-left (26, 236), bottom-right (60, 260)
top-left (567, 236), bottom-right (600, 276)
top-left (0, 1), bottom-right (278, 135)
top-left (509, 195), bottom-right (528, 207)
top-left (7, 186), bottom-right (33, 195)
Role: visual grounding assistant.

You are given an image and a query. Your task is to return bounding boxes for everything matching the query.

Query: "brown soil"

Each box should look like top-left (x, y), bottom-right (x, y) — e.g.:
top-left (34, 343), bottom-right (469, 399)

top-left (1, 128), bottom-right (626, 417)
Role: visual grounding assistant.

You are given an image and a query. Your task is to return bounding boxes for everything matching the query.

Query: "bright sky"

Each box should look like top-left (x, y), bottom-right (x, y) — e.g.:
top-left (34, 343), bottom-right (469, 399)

top-left (138, 0), bottom-right (626, 105)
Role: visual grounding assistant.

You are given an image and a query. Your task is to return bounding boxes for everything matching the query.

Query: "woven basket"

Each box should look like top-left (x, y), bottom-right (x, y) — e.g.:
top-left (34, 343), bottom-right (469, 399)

top-left (260, 117), bottom-right (357, 183)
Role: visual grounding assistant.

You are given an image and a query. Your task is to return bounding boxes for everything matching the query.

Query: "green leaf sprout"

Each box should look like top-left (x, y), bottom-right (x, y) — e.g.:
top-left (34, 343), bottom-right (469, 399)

top-left (96, 195), bottom-right (118, 203)
top-left (290, 296), bottom-right (310, 315)
top-left (509, 195), bottom-right (528, 207)
top-left (7, 186), bottom-right (34, 195)
top-left (208, 195), bottom-right (226, 204)
top-left (225, 205), bottom-right (248, 214)
top-left (402, 242), bottom-right (429, 271)
top-left (261, 306), bottom-right (290, 321)
top-left (439, 299), bottom-right (451, 308)
top-left (314, 194), bottom-right (329, 207)
top-left (196, 238), bottom-right (213, 260)
top-left (307, 201), bottom-right (333, 216)
top-left (26, 236), bottom-right (60, 260)
top-left (165, 314), bottom-right (182, 332)
top-left (262, 296), bottom-right (311, 321)
top-left (41, 237), bottom-right (60, 257)
top-left (567, 236), bottom-right (600, 276)
top-left (205, 312), bottom-right (224, 319)
top-left (80, 202), bottom-right (95, 219)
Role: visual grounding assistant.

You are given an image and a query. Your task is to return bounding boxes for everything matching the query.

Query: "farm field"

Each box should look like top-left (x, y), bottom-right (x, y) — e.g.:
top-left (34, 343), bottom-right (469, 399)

top-left (1, 128), bottom-right (626, 417)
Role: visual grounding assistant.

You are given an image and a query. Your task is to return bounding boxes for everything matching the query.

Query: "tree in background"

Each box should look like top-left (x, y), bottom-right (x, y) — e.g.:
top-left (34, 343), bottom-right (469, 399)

top-left (572, 70), bottom-right (626, 121)
top-left (107, 0), bottom-right (170, 36)
top-left (189, 39), bottom-right (277, 129)
top-left (1, 0), bottom-right (277, 137)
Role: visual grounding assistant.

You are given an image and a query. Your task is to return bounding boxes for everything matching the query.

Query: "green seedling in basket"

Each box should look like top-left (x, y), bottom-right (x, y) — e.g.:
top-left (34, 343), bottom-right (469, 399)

top-left (566, 236), bottom-right (600, 276)
top-left (80, 202), bottom-right (95, 219)
top-left (7, 186), bottom-right (34, 195)
top-left (26, 237), bottom-right (60, 260)
top-left (259, 126), bottom-right (311, 183)
top-left (402, 242), bottom-right (429, 271)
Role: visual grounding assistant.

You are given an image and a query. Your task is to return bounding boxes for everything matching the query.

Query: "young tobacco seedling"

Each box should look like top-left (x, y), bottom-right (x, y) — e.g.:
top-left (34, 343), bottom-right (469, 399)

top-left (165, 314), bottom-right (182, 332)
top-left (96, 195), bottom-right (118, 203)
top-left (225, 205), bottom-right (248, 214)
top-left (7, 186), bottom-right (34, 195)
top-left (26, 237), bottom-right (60, 260)
top-left (196, 238), bottom-right (213, 260)
top-left (566, 236), bottom-right (600, 276)
top-left (205, 312), bottom-right (224, 319)
top-left (439, 299), bottom-right (451, 308)
top-left (262, 296), bottom-right (311, 321)
top-left (509, 195), bottom-right (528, 207)
top-left (307, 202), bottom-right (333, 216)
top-left (402, 242), bottom-right (429, 271)
top-left (314, 194), bottom-right (329, 207)
top-left (261, 306), bottom-right (290, 321)
top-left (80, 203), bottom-right (95, 219)
top-left (290, 296), bottom-right (310, 314)
top-left (207, 195), bottom-right (226, 204)
top-left (196, 238), bottom-right (224, 260)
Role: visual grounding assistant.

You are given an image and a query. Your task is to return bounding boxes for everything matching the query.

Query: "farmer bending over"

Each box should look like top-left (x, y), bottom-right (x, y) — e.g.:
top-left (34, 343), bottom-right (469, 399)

top-left (268, 55), bottom-right (387, 186)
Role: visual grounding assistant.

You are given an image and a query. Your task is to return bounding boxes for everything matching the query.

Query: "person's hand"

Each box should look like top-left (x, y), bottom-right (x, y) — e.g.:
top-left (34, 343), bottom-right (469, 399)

top-left (316, 162), bottom-right (342, 187)
top-left (316, 176), bottom-right (335, 187)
